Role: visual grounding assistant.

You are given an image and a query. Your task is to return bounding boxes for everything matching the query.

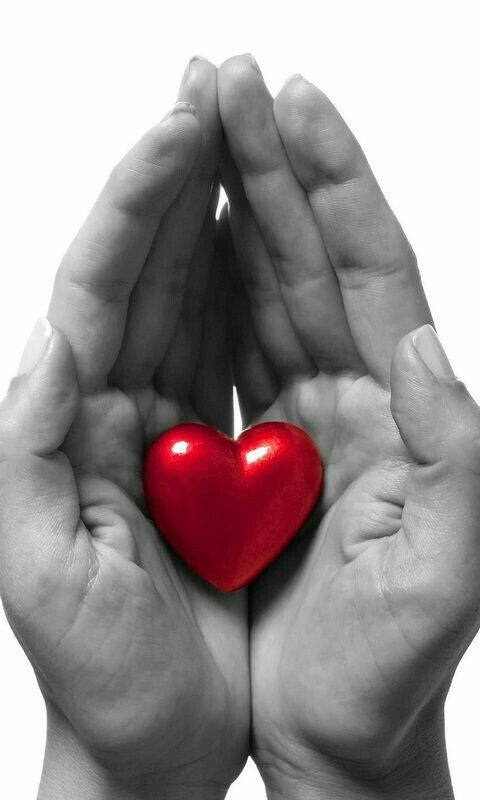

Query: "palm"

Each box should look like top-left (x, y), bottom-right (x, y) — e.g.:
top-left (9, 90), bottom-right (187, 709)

top-left (260, 369), bottom-right (400, 508)
top-left (253, 357), bottom-right (480, 771)
top-left (250, 370), bottom-right (421, 763)
top-left (44, 382), bottom-right (247, 780)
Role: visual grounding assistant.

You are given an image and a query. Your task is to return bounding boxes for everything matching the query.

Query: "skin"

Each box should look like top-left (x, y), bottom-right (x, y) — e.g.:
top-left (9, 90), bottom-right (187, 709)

top-left (2, 53), bottom-right (480, 800)
top-left (219, 55), bottom-right (480, 799)
top-left (0, 58), bottom-right (249, 800)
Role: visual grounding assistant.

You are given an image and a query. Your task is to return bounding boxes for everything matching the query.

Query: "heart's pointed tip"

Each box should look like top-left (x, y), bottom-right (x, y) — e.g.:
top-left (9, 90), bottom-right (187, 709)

top-left (202, 574), bottom-right (250, 593)
top-left (212, 583), bottom-right (245, 594)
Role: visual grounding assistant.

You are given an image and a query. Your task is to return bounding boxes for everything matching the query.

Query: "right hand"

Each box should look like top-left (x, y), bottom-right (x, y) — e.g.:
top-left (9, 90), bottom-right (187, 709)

top-left (219, 55), bottom-right (479, 799)
top-left (0, 57), bottom-right (249, 799)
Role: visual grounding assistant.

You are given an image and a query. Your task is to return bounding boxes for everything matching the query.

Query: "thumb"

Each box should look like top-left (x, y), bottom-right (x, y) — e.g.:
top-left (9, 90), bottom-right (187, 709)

top-left (391, 324), bottom-right (480, 471)
top-left (2, 318), bottom-right (79, 455)
top-left (0, 318), bottom-right (81, 618)
top-left (391, 324), bottom-right (480, 629)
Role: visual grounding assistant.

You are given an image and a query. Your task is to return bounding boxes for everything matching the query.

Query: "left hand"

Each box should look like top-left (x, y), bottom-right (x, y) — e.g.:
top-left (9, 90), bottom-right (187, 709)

top-left (0, 57), bottom-right (249, 800)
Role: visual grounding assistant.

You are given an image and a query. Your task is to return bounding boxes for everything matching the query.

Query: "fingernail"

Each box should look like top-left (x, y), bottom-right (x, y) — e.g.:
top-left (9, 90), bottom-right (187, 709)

top-left (163, 101), bottom-right (198, 121)
top-left (412, 324), bottom-right (456, 380)
top-left (244, 53), bottom-right (262, 74)
top-left (283, 72), bottom-right (306, 86)
top-left (18, 318), bottom-right (53, 376)
top-left (189, 54), bottom-right (209, 65)
top-left (181, 54), bottom-right (209, 86)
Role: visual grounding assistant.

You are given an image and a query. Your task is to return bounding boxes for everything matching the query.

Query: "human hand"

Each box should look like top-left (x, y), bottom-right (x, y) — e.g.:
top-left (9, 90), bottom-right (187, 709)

top-left (0, 58), bottom-right (248, 800)
top-left (219, 55), bottom-right (477, 799)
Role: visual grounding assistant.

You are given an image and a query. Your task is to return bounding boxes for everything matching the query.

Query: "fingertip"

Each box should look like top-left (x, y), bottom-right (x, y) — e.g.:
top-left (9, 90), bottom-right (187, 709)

top-left (391, 327), bottom-right (433, 393)
top-left (244, 53), bottom-right (262, 74)
top-left (177, 58), bottom-right (222, 167)
top-left (218, 56), bottom-right (274, 169)
top-left (275, 74), bottom-right (324, 123)
top-left (283, 72), bottom-right (307, 85)
top-left (390, 327), bottom-right (457, 462)
top-left (188, 53), bottom-right (216, 69)
top-left (278, 72), bottom-right (313, 99)
top-left (274, 75), bottom-right (314, 152)
top-left (17, 317), bottom-right (53, 377)
top-left (391, 326), bottom-right (456, 390)
top-left (181, 54), bottom-right (217, 85)
top-left (218, 54), bottom-right (264, 102)
top-left (16, 318), bottom-right (76, 389)
top-left (219, 53), bottom-right (259, 73)
top-left (391, 327), bottom-right (419, 370)
top-left (274, 78), bottom-right (358, 186)
top-left (391, 327), bottom-right (480, 472)
top-left (28, 325), bottom-right (79, 404)
top-left (178, 56), bottom-right (219, 116)
top-left (412, 324), bottom-right (456, 381)
top-left (1, 325), bottom-right (79, 457)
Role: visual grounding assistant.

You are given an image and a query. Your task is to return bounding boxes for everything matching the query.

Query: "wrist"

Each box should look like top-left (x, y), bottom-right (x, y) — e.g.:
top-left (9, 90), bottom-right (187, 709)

top-left (261, 758), bottom-right (453, 800)
top-left (38, 705), bottom-right (229, 800)
top-left (257, 713), bottom-right (453, 800)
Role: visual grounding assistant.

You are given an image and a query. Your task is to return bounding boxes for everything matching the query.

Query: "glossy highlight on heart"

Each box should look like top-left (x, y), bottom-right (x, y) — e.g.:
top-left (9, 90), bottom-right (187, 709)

top-left (143, 422), bottom-right (323, 592)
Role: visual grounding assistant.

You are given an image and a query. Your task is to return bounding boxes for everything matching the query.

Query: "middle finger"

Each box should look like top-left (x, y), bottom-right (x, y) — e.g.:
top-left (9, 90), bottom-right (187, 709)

top-left (218, 55), bottom-right (360, 373)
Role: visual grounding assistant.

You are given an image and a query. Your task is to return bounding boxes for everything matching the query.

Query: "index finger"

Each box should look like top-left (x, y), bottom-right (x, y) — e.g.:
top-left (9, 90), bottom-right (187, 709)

top-left (111, 57), bottom-right (222, 389)
top-left (48, 104), bottom-right (200, 393)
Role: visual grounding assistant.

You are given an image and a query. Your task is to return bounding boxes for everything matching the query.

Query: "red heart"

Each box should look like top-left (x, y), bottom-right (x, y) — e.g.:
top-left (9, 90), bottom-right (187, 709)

top-left (143, 422), bottom-right (323, 592)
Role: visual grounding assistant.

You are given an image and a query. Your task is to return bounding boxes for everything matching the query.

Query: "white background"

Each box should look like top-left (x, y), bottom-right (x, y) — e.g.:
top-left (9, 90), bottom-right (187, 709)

top-left (1, 1), bottom-right (480, 797)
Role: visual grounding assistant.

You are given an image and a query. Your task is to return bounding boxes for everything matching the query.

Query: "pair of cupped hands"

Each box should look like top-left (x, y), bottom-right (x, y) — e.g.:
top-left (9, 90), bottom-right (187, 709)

top-left (1, 54), bottom-right (479, 800)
